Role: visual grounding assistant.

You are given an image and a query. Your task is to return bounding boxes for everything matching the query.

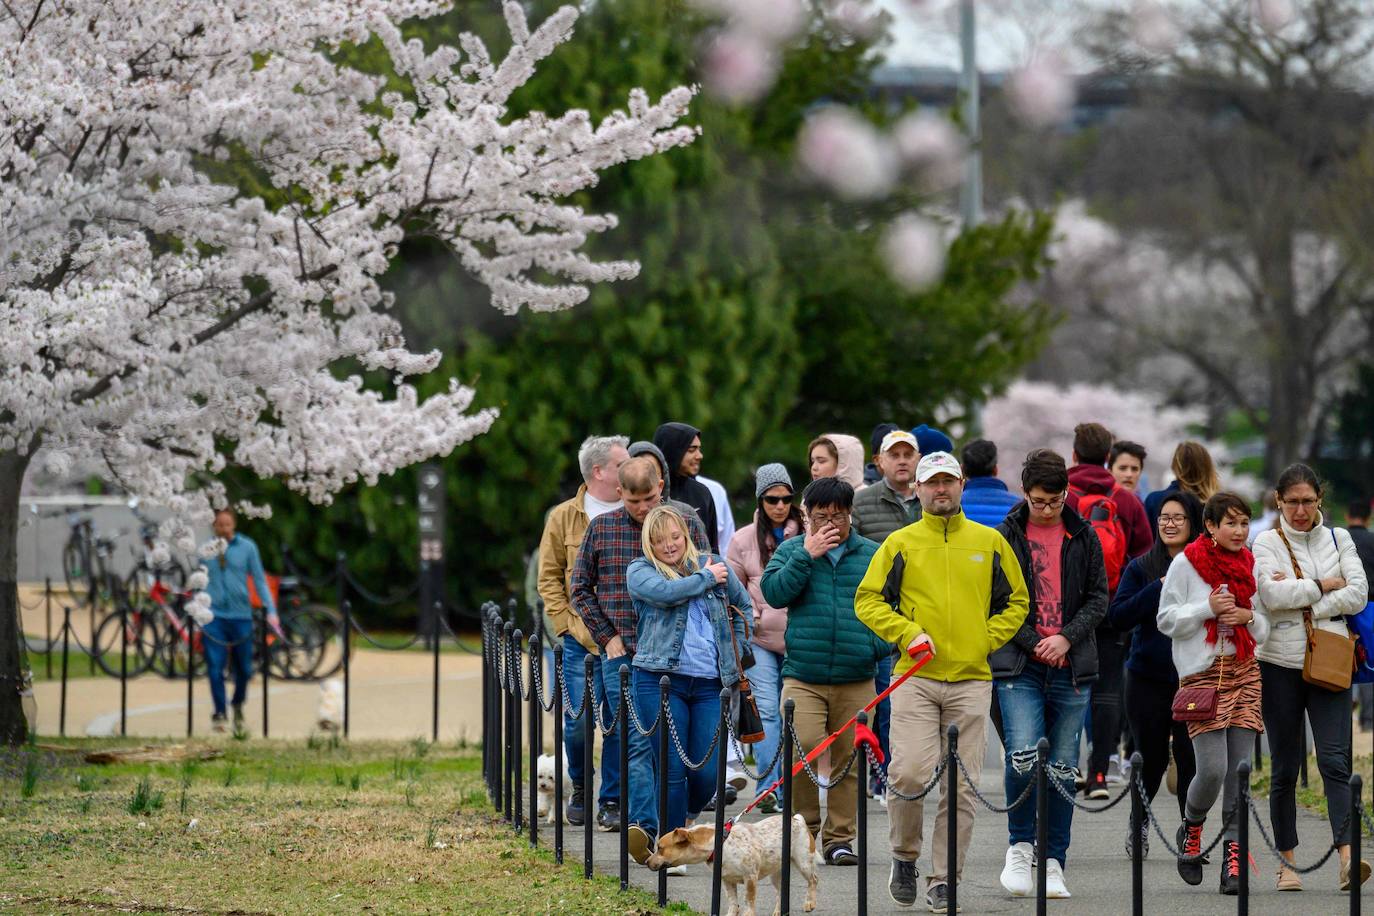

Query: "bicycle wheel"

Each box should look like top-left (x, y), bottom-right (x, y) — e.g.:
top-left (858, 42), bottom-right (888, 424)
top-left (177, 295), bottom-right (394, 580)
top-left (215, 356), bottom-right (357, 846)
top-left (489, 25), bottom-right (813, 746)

top-left (91, 608), bottom-right (157, 678)
top-left (267, 612), bottom-right (324, 680)
top-left (286, 604), bottom-right (344, 680)
top-left (62, 539), bottom-right (92, 606)
top-left (159, 612), bottom-right (205, 678)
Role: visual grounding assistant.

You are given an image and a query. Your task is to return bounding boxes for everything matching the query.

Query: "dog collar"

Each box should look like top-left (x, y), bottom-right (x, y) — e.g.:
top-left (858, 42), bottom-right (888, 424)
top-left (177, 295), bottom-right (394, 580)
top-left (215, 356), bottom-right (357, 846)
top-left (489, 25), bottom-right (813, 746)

top-left (706, 821), bottom-right (733, 863)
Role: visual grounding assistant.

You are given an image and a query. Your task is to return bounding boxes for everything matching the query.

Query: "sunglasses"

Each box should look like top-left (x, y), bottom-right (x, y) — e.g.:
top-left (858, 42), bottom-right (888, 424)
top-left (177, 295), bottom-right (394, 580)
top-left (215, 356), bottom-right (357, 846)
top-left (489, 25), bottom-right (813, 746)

top-left (762, 494), bottom-right (793, 506)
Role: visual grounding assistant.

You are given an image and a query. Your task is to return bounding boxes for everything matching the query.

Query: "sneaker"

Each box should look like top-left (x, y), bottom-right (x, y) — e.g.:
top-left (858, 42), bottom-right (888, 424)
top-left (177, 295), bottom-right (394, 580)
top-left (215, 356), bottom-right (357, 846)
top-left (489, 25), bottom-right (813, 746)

top-left (723, 785), bottom-right (738, 806)
top-left (876, 790), bottom-right (888, 810)
top-left (232, 704), bottom-right (245, 729)
top-left (888, 858), bottom-right (919, 908)
top-left (1045, 859), bottom-right (1071, 899)
top-left (1219, 840), bottom-right (1240, 896)
top-left (1339, 857), bottom-right (1372, 891)
top-left (1074, 771), bottom-right (1086, 790)
top-left (727, 771), bottom-right (748, 793)
top-left (1000, 842), bottom-right (1034, 896)
top-left (1120, 755), bottom-right (1133, 781)
top-left (1124, 822), bottom-right (1149, 860)
top-left (1176, 818), bottom-right (1205, 886)
top-left (757, 792), bottom-right (778, 815)
top-left (1276, 862), bottom-right (1303, 891)
top-left (825, 843), bottom-right (859, 866)
top-left (566, 785), bottom-right (586, 827)
top-left (925, 881), bottom-right (958, 913)
top-left (1106, 755), bottom-right (1124, 786)
top-left (211, 713), bottom-right (228, 733)
top-left (1085, 772), bottom-right (1109, 800)
top-left (627, 824), bottom-right (653, 865)
top-left (665, 863), bottom-right (687, 876)
top-left (595, 801), bottom-right (621, 833)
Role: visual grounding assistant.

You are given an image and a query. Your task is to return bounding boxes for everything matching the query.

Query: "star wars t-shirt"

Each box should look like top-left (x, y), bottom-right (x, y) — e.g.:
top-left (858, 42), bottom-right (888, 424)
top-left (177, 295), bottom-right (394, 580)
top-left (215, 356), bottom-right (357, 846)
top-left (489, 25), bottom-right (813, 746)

top-left (1027, 521), bottom-right (1066, 638)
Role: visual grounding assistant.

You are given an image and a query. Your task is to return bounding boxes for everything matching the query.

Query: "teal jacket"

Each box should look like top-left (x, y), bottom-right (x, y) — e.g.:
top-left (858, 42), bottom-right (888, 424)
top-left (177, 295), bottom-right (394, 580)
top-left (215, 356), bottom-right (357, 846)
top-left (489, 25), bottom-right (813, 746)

top-left (759, 532), bottom-right (890, 685)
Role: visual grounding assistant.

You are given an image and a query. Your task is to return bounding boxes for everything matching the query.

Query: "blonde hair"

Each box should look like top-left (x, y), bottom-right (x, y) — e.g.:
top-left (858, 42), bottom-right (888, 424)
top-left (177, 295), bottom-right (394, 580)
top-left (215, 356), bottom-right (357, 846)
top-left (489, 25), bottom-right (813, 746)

top-left (1171, 441), bottom-right (1221, 501)
top-left (640, 505), bottom-right (700, 580)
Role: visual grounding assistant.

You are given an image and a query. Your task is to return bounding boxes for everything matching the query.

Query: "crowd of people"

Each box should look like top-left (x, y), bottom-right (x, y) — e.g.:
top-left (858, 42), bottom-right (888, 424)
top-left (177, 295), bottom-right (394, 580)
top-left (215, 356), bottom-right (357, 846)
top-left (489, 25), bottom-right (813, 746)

top-left (530, 419), bottom-right (1374, 911)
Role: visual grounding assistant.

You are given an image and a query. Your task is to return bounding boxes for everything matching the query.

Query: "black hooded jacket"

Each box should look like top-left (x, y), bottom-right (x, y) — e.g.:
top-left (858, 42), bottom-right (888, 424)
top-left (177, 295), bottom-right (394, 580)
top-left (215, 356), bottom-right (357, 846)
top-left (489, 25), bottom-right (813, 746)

top-left (652, 422), bottom-right (720, 552)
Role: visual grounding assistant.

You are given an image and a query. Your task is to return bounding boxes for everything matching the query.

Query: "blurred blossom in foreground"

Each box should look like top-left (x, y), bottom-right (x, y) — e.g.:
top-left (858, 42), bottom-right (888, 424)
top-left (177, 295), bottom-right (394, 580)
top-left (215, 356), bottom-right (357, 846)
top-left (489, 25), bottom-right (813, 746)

top-left (1006, 54), bottom-right (1076, 128)
top-left (893, 110), bottom-right (966, 189)
top-left (1131, 0), bottom-right (1181, 54)
top-left (1250, 0), bottom-right (1295, 33)
top-left (702, 30), bottom-right (778, 105)
top-left (691, 0), bottom-right (806, 42)
top-left (882, 214), bottom-right (948, 292)
top-left (828, 0), bottom-right (888, 40)
top-left (797, 107), bottom-right (897, 199)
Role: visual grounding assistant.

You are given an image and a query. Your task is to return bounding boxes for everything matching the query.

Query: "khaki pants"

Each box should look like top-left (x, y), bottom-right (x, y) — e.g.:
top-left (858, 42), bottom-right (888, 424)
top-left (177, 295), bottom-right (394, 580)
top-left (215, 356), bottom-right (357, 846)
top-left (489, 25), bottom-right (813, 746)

top-left (887, 676), bottom-right (991, 884)
top-left (781, 677), bottom-right (875, 853)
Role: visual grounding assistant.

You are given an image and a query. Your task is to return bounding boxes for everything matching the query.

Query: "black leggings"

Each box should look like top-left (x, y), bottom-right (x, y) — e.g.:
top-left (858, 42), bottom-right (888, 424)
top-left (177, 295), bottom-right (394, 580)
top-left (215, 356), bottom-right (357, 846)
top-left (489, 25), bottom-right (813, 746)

top-left (1124, 669), bottom-right (1195, 819)
top-left (1088, 627), bottom-right (1126, 777)
top-left (1260, 661), bottom-right (1354, 849)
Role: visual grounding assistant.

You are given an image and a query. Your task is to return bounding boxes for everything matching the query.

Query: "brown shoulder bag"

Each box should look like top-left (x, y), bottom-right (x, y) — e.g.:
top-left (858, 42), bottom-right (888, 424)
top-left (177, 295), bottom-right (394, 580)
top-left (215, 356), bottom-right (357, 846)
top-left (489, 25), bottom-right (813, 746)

top-left (1277, 527), bottom-right (1354, 692)
top-left (726, 604), bottom-right (766, 744)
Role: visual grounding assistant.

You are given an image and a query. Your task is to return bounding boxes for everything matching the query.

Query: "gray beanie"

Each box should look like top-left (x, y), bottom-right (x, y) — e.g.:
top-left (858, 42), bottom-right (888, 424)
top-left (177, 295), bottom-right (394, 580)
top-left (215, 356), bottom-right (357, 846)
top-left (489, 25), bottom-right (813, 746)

top-left (755, 462), bottom-right (794, 499)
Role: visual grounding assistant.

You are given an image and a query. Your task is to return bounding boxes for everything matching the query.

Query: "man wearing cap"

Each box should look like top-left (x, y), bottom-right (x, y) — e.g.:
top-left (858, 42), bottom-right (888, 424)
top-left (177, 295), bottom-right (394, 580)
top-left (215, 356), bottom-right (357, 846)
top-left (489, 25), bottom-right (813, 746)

top-left (855, 451), bottom-right (1030, 912)
top-left (760, 476), bottom-right (888, 867)
top-left (852, 429), bottom-right (922, 545)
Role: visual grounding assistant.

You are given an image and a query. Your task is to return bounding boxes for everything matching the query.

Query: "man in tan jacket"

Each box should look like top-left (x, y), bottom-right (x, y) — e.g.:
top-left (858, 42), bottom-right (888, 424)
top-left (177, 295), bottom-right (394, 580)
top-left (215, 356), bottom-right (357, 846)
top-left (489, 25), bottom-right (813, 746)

top-left (537, 434), bottom-right (628, 830)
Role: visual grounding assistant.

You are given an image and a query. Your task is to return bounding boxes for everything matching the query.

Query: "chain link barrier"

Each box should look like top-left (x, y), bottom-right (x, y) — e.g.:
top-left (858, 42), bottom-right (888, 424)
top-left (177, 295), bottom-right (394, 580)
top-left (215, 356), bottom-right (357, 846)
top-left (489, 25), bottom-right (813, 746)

top-left (866, 745), bottom-right (947, 802)
top-left (530, 648), bottom-right (556, 714)
top-left (1243, 793), bottom-right (1351, 874)
top-left (341, 568), bottom-right (420, 607)
top-left (944, 749), bottom-right (1040, 814)
top-left (665, 699), bottom-right (726, 772)
top-left (1047, 766), bottom-right (1134, 813)
top-left (1135, 769), bottom-right (1237, 862)
top-left (724, 715), bottom-right (786, 785)
top-left (785, 720), bottom-right (860, 790)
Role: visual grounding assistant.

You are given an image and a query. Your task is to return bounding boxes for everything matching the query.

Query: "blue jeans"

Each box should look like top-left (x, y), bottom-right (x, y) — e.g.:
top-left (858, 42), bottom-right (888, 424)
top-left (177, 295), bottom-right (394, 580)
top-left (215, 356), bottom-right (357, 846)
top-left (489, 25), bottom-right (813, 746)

top-left (996, 659), bottom-right (1090, 865)
top-left (204, 616), bottom-right (254, 717)
top-left (633, 668), bottom-right (722, 834)
top-left (562, 636), bottom-right (619, 807)
top-left (873, 650), bottom-right (894, 777)
top-left (598, 653), bottom-right (657, 837)
top-left (749, 646), bottom-right (784, 793)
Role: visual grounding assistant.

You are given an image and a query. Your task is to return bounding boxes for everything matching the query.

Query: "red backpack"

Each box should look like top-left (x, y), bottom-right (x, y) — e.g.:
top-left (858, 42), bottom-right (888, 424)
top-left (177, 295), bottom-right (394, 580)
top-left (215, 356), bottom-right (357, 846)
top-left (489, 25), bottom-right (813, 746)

top-left (1070, 484), bottom-right (1128, 592)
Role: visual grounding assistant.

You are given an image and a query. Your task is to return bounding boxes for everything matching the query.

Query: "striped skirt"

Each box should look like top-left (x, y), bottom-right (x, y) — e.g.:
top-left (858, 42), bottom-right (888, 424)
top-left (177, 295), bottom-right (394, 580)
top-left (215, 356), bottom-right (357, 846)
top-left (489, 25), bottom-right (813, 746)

top-left (1178, 654), bottom-right (1264, 739)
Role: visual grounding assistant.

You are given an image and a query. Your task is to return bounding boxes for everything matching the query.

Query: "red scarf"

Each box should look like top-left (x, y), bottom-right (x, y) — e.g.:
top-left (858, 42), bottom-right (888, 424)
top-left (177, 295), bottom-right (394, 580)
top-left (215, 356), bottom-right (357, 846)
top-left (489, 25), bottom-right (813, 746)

top-left (1182, 533), bottom-right (1257, 661)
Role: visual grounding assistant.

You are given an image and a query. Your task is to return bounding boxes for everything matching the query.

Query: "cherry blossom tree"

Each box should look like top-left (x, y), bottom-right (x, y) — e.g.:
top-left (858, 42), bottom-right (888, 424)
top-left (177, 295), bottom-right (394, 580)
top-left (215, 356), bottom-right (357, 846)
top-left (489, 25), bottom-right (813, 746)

top-left (0, 1), bottom-right (696, 743)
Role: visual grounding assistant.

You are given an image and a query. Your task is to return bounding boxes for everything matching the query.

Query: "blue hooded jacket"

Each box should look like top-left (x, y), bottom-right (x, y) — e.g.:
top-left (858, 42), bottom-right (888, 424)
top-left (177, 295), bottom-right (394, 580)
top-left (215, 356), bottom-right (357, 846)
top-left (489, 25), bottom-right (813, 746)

top-left (961, 476), bottom-right (1020, 528)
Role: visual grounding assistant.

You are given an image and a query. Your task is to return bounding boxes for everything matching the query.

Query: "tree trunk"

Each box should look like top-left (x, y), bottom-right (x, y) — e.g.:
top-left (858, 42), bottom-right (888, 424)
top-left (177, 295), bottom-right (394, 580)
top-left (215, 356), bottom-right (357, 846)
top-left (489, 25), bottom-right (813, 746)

top-left (1263, 348), bottom-right (1311, 482)
top-left (0, 449), bottom-right (32, 746)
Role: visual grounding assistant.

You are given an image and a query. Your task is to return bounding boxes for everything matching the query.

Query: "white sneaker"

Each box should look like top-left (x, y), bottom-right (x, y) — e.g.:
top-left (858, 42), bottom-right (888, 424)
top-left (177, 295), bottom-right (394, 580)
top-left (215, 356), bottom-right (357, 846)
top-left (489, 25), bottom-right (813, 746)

top-left (876, 790), bottom-right (888, 810)
top-left (1045, 859), bottom-right (1071, 899)
top-left (666, 864), bottom-right (687, 877)
top-left (1106, 755), bottom-right (1124, 786)
top-left (1000, 843), bottom-right (1035, 897)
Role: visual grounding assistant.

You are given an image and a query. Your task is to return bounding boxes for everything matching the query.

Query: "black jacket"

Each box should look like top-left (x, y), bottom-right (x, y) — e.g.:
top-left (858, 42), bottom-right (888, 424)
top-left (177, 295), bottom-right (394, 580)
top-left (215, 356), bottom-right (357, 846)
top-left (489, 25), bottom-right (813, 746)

top-left (993, 503), bottom-right (1109, 685)
top-left (652, 422), bottom-right (719, 552)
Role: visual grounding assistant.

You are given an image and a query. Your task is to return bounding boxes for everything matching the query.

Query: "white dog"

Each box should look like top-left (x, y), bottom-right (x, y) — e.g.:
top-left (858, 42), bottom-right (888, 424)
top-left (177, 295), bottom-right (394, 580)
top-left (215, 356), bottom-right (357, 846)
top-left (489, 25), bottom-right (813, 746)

top-left (316, 678), bottom-right (344, 732)
top-left (536, 751), bottom-right (573, 823)
top-left (646, 813), bottom-right (819, 916)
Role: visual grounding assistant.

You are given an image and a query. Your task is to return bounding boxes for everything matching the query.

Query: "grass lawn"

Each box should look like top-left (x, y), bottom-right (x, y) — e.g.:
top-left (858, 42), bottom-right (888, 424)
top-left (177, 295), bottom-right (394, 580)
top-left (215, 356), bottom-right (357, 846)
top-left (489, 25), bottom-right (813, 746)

top-left (0, 736), bottom-right (690, 915)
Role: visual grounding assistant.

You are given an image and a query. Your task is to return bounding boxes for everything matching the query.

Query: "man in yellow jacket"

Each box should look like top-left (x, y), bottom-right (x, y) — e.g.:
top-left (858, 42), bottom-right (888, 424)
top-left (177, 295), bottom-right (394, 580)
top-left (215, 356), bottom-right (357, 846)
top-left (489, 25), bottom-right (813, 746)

top-left (855, 450), bottom-right (1030, 912)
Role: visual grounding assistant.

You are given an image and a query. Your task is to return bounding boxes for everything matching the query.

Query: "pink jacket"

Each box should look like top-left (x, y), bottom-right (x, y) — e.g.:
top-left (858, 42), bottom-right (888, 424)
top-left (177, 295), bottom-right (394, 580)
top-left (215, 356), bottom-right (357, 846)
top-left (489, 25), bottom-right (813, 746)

top-left (726, 513), bottom-right (803, 655)
top-left (824, 432), bottom-right (866, 490)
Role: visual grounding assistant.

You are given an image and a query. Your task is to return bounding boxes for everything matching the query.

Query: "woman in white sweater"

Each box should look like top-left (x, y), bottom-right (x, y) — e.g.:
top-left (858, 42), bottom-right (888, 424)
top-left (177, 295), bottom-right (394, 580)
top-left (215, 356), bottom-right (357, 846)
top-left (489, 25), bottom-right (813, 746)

top-left (1253, 463), bottom-right (1371, 892)
top-left (1158, 491), bottom-right (1269, 896)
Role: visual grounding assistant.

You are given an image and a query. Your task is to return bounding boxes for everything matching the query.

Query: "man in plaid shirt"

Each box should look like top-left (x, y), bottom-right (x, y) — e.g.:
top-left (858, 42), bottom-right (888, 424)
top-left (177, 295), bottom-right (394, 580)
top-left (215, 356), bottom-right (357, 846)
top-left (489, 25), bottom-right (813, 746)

top-left (572, 455), bottom-right (710, 861)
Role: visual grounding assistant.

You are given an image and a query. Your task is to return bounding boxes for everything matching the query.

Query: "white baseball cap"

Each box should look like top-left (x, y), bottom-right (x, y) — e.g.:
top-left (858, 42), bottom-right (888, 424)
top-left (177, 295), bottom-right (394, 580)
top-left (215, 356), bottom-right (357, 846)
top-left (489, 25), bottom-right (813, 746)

top-left (915, 451), bottom-right (963, 483)
top-left (879, 429), bottom-right (919, 454)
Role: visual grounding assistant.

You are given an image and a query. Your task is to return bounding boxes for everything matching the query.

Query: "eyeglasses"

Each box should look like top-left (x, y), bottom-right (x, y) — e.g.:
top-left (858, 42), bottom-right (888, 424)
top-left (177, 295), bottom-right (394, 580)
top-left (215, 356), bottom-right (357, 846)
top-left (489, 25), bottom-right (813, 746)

top-left (762, 494), bottom-right (793, 506)
top-left (1158, 514), bottom-right (1188, 527)
top-left (809, 512), bottom-right (849, 526)
top-left (1281, 498), bottom-right (1319, 509)
top-left (1028, 494), bottom-right (1066, 511)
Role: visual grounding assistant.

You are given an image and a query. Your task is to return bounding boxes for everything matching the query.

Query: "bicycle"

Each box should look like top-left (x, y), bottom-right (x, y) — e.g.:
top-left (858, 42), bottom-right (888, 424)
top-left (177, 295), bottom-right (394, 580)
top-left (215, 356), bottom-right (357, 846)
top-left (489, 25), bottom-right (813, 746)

top-left (90, 590), bottom-right (160, 677)
top-left (122, 501), bottom-right (188, 609)
top-left (60, 512), bottom-right (126, 612)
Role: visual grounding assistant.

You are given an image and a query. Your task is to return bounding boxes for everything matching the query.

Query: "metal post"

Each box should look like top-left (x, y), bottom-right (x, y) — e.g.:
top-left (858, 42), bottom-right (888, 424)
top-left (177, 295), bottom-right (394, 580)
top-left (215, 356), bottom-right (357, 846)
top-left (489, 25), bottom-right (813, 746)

top-left (337, 553), bottom-right (350, 738)
top-left (947, 724), bottom-right (959, 914)
top-left (432, 601), bottom-right (442, 743)
top-left (958, 0), bottom-right (982, 228)
top-left (583, 652), bottom-right (596, 880)
top-left (618, 664), bottom-right (630, 892)
top-left (260, 611), bottom-right (269, 738)
top-left (504, 622), bottom-right (514, 823)
top-left (1036, 737), bottom-right (1049, 916)
top-left (553, 643), bottom-right (564, 865)
top-left (186, 616), bottom-right (196, 738)
top-left (1351, 773), bottom-right (1363, 916)
top-left (1238, 759), bottom-right (1251, 913)
top-left (44, 577), bottom-right (52, 680)
top-left (782, 697), bottom-right (794, 916)
top-left (1130, 751), bottom-right (1144, 916)
top-left (857, 711), bottom-right (870, 916)
top-left (529, 634), bottom-right (538, 848)
top-left (711, 688), bottom-right (729, 916)
top-left (656, 676), bottom-right (670, 906)
top-left (119, 600), bottom-right (128, 737)
top-left (482, 606), bottom-right (492, 797)
top-left (513, 628), bottom-right (524, 834)
top-left (59, 605), bottom-right (70, 737)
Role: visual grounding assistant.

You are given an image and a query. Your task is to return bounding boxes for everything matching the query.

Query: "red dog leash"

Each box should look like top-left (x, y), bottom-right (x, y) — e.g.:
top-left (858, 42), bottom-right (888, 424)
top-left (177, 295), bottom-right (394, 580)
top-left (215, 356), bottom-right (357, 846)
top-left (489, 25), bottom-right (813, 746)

top-left (728, 644), bottom-right (933, 826)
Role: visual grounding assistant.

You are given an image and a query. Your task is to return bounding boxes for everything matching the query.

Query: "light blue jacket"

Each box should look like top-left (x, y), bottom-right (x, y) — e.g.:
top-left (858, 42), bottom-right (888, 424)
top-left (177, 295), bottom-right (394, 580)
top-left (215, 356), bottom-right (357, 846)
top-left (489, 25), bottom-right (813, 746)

top-left (626, 554), bottom-right (752, 686)
top-left (201, 534), bottom-right (276, 620)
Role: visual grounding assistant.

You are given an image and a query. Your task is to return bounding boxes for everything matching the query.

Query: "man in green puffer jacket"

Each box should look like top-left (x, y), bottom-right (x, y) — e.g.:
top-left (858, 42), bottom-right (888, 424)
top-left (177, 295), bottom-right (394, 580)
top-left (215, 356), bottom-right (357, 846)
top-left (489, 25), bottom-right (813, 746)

top-left (760, 476), bottom-right (890, 867)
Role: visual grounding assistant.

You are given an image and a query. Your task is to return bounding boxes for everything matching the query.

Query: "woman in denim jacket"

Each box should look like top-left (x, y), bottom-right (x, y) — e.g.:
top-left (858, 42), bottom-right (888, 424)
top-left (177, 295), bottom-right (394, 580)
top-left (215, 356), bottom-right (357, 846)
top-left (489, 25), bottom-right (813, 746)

top-left (627, 504), bottom-right (752, 849)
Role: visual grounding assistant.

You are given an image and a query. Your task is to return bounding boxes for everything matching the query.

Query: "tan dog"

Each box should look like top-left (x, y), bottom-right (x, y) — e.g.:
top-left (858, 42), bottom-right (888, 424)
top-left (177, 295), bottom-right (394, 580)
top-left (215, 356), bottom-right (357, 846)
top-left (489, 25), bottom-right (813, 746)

top-left (646, 813), bottom-right (819, 916)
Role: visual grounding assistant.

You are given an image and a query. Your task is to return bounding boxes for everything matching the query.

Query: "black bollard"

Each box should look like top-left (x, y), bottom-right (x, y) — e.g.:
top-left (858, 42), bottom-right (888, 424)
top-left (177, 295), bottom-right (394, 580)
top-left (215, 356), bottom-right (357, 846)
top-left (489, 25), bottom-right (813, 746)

top-left (657, 675), bottom-right (670, 907)
top-left (1130, 751), bottom-right (1144, 916)
top-left (119, 600), bottom-right (128, 736)
top-left (529, 634), bottom-right (539, 849)
top-left (1036, 737), bottom-right (1049, 916)
top-left (782, 697), bottom-right (794, 916)
top-left (1351, 773), bottom-right (1363, 916)
top-left (857, 711), bottom-right (870, 916)
top-left (1238, 759), bottom-right (1251, 914)
top-left (59, 606), bottom-right (70, 737)
top-left (553, 643), bottom-right (564, 865)
top-left (44, 578), bottom-right (52, 680)
top-left (619, 664), bottom-right (630, 892)
top-left (260, 611), bottom-right (270, 738)
top-left (342, 597), bottom-right (353, 739)
top-left (513, 628), bottom-right (524, 835)
top-left (947, 723), bottom-right (959, 914)
top-left (503, 620), bottom-right (515, 823)
top-left (482, 606), bottom-right (492, 799)
top-left (432, 601), bottom-right (442, 743)
top-left (583, 652), bottom-right (595, 880)
top-left (711, 688), bottom-right (729, 916)
top-left (186, 616), bottom-right (196, 737)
